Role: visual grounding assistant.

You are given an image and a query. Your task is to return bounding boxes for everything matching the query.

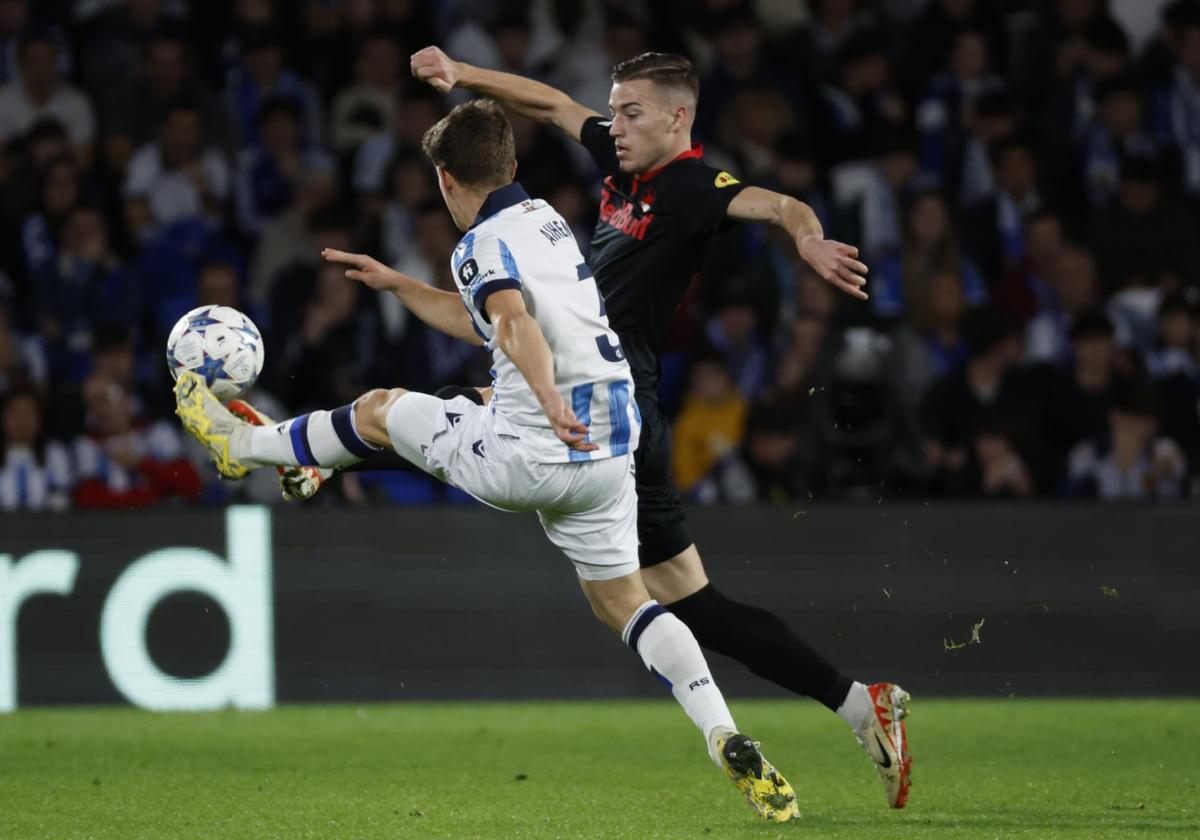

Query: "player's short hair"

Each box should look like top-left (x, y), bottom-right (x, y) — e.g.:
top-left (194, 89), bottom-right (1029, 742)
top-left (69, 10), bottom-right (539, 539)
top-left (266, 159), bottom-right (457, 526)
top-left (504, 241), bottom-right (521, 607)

top-left (421, 99), bottom-right (515, 189)
top-left (610, 52), bottom-right (699, 106)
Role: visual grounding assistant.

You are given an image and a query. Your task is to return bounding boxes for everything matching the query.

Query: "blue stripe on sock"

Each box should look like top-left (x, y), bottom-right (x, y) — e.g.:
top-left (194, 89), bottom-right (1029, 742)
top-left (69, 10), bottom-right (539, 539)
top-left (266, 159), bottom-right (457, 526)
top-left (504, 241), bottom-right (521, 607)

top-left (650, 666), bottom-right (673, 690)
top-left (289, 413), bottom-right (318, 466)
top-left (625, 603), bottom-right (667, 650)
top-left (331, 404), bottom-right (375, 458)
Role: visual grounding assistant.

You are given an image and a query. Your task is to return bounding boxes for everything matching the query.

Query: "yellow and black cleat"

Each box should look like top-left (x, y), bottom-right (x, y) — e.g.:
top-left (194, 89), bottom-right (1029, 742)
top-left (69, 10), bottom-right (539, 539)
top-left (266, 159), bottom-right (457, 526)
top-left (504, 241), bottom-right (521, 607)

top-left (173, 372), bottom-right (250, 480)
top-left (718, 733), bottom-right (800, 822)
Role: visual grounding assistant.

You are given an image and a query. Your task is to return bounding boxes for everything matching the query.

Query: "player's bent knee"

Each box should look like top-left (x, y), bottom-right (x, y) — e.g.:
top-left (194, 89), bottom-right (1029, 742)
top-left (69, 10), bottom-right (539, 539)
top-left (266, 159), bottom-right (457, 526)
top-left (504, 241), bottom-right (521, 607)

top-left (353, 388), bottom-right (408, 447)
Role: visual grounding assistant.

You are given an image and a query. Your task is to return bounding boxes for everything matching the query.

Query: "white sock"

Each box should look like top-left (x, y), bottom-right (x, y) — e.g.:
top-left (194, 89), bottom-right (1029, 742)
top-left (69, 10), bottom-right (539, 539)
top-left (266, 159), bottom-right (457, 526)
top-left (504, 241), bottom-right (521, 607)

top-left (836, 681), bottom-right (873, 732)
top-left (234, 404), bottom-right (379, 468)
top-left (623, 600), bottom-right (737, 766)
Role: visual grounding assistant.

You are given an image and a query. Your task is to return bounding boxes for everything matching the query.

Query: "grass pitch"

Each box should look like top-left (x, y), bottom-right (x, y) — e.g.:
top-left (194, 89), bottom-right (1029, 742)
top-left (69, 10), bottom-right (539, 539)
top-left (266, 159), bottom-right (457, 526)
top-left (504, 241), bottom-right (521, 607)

top-left (1, 698), bottom-right (1196, 839)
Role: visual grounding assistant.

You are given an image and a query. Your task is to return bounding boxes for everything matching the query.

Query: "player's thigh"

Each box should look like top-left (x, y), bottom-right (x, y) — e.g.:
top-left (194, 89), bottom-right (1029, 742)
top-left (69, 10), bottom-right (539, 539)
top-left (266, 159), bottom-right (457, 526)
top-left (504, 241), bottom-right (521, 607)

top-left (633, 394), bottom-right (695, 566)
top-left (538, 456), bottom-right (640, 586)
top-left (382, 390), bottom-right (476, 475)
top-left (639, 544), bottom-right (710, 605)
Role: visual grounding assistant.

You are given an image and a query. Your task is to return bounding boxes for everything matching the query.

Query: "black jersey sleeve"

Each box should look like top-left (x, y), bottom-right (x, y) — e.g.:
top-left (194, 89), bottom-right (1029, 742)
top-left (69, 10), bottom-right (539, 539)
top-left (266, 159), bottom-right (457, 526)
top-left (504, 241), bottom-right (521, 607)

top-left (672, 164), bottom-right (747, 237)
top-left (579, 116), bottom-right (620, 174)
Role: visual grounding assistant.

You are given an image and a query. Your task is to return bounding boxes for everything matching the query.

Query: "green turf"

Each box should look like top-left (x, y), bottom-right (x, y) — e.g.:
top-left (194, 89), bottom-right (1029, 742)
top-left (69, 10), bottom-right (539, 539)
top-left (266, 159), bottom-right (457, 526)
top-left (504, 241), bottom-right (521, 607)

top-left (1, 698), bottom-right (1196, 839)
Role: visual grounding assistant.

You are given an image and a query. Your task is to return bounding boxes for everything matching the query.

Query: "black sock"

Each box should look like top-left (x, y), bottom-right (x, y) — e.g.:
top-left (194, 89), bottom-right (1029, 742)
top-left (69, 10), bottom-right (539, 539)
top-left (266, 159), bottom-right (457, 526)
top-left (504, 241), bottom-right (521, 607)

top-left (666, 584), bottom-right (853, 711)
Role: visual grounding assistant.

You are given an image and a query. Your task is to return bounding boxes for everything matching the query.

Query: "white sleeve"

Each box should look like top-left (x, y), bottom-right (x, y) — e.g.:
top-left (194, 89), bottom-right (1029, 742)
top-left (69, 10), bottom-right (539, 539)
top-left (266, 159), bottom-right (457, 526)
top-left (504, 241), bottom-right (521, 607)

top-left (451, 230), bottom-right (523, 325)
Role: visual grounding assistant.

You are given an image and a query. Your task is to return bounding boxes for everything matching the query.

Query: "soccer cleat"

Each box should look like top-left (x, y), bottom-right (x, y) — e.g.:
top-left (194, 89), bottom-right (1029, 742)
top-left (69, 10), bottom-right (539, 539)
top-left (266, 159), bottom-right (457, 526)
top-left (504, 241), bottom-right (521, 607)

top-left (856, 682), bottom-right (912, 809)
top-left (173, 372), bottom-right (251, 480)
top-left (226, 398), bottom-right (331, 501)
top-left (717, 733), bottom-right (800, 822)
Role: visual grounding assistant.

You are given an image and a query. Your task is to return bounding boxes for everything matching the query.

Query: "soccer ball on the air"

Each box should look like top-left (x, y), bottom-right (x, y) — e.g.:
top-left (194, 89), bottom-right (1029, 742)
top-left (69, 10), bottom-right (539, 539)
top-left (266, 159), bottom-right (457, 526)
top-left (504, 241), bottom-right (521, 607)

top-left (166, 305), bottom-right (264, 401)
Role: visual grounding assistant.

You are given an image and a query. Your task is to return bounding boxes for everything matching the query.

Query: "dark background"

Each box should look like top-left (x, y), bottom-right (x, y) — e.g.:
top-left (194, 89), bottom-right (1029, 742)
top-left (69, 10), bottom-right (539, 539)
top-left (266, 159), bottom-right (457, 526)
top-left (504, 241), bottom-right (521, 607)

top-left (6, 503), bottom-right (1197, 707)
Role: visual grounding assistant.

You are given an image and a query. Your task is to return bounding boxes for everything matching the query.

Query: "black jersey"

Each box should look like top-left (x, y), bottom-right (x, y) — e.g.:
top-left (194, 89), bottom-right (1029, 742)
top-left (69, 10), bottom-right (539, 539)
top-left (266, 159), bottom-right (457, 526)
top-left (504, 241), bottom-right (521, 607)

top-left (579, 116), bottom-right (747, 392)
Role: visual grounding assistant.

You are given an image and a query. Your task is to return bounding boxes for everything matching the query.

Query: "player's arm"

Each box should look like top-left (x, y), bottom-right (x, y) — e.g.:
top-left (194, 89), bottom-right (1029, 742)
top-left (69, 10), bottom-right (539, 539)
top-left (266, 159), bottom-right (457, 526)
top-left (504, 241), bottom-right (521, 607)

top-left (727, 187), bottom-right (870, 300)
top-left (410, 46), bottom-right (598, 142)
top-left (485, 289), bottom-right (597, 452)
top-left (321, 248), bottom-right (485, 348)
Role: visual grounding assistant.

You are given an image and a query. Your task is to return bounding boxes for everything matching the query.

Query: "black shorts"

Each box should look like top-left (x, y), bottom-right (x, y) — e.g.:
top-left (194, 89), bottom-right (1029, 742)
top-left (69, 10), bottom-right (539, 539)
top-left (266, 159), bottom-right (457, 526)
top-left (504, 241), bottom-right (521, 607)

top-left (634, 392), bottom-right (693, 567)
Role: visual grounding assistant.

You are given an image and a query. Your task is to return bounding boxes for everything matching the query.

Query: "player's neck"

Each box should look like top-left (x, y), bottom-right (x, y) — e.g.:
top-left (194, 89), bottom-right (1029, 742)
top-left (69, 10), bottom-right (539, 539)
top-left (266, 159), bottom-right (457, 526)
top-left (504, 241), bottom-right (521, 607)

top-left (642, 139), bottom-right (694, 176)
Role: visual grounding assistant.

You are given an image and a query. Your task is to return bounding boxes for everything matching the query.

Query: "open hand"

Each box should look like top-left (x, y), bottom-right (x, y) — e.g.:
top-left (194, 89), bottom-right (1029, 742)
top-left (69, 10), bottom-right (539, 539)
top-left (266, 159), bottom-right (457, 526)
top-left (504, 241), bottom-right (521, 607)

top-left (541, 391), bottom-right (597, 452)
top-left (321, 248), bottom-right (404, 292)
top-left (799, 235), bottom-right (869, 300)
top-left (410, 46), bottom-right (460, 93)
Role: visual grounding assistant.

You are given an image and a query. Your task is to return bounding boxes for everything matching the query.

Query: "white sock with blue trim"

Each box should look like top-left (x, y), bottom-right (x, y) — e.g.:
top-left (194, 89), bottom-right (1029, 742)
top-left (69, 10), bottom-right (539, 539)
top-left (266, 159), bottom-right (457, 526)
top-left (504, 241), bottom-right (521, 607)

top-left (623, 600), bottom-right (737, 766)
top-left (236, 404), bottom-right (380, 468)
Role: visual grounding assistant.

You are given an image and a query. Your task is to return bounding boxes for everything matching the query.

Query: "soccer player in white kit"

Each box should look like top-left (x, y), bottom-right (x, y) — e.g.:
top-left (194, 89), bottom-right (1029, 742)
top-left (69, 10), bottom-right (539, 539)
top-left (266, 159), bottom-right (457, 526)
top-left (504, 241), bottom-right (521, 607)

top-left (174, 99), bottom-right (800, 821)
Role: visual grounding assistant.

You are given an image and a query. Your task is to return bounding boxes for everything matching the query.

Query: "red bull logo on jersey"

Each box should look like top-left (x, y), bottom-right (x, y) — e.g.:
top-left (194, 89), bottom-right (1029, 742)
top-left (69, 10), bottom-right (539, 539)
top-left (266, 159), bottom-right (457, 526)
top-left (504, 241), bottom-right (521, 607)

top-left (599, 187), bottom-right (653, 241)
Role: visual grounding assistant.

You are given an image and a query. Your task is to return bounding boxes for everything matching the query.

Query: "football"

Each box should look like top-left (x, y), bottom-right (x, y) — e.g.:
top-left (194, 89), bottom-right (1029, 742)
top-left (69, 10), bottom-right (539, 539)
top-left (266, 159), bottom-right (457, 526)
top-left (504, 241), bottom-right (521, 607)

top-left (166, 305), bottom-right (265, 401)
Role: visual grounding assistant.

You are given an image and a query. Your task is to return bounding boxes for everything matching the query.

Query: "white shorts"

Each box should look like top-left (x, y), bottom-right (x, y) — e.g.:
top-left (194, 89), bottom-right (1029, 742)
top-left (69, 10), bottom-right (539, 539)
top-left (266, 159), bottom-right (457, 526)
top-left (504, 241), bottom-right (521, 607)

top-left (385, 392), bottom-right (639, 581)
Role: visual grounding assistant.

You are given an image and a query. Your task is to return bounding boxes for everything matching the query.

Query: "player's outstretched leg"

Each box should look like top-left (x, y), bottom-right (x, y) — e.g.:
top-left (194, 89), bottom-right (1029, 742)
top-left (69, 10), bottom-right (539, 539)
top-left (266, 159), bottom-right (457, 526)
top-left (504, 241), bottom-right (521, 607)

top-left (174, 372), bottom-right (385, 478)
top-left (582, 575), bottom-right (800, 822)
top-left (225, 398), bottom-right (331, 500)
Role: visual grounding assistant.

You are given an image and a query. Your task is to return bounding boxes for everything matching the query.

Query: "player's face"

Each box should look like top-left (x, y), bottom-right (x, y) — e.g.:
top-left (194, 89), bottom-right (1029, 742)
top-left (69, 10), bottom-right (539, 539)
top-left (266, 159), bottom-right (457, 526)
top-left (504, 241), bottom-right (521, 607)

top-left (608, 80), bottom-right (682, 174)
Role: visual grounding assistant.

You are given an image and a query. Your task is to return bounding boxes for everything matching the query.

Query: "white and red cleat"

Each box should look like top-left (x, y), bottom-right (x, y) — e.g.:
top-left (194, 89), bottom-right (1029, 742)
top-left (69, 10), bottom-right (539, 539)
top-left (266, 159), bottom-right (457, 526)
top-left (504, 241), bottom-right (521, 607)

top-left (226, 399), bottom-right (331, 501)
top-left (856, 682), bottom-right (912, 808)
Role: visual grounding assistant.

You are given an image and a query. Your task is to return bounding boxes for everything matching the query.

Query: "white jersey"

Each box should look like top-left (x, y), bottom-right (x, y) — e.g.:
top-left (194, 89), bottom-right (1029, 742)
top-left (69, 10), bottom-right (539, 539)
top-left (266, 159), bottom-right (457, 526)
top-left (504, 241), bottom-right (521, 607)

top-left (450, 183), bottom-right (640, 464)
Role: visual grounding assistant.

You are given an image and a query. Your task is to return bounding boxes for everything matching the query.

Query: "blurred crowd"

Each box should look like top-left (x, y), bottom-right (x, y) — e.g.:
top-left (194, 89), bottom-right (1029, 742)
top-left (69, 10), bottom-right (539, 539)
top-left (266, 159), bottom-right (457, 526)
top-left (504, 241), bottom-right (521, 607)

top-left (1, 0), bottom-right (1199, 512)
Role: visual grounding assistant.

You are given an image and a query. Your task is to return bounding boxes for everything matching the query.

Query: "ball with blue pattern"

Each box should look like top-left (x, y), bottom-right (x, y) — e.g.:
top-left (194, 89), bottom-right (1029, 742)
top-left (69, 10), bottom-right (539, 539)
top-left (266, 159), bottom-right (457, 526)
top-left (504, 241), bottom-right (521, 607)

top-left (166, 306), bottom-right (265, 401)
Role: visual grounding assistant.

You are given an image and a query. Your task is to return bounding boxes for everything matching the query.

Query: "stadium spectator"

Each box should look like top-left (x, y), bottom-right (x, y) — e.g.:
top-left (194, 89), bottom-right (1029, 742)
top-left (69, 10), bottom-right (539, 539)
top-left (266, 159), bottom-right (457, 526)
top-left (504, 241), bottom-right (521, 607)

top-left (961, 137), bottom-right (1042, 286)
top-left (1067, 380), bottom-right (1187, 499)
top-left (226, 25), bottom-right (322, 150)
top-left (123, 99), bottom-right (231, 236)
top-left (672, 355), bottom-right (748, 499)
top-left (100, 29), bottom-right (229, 175)
top-left (898, 0), bottom-right (1008, 102)
top-left (891, 269), bottom-right (970, 402)
top-left (817, 28), bottom-right (906, 166)
top-left (0, 305), bottom-right (46, 398)
top-left (915, 28), bottom-right (1006, 189)
top-left (1025, 244), bottom-right (1103, 366)
top-left (1087, 152), bottom-right (1200, 294)
top-left (871, 190), bottom-right (986, 321)
top-left (275, 255), bottom-right (380, 411)
top-left (77, 0), bottom-right (181, 106)
top-left (18, 155), bottom-right (80, 282)
top-left (352, 87), bottom-right (443, 201)
top-left (71, 373), bottom-right (202, 509)
top-left (1150, 2), bottom-right (1200, 205)
top-left (950, 88), bottom-right (1018, 207)
top-left (0, 33), bottom-right (93, 168)
top-left (1041, 310), bottom-right (1143, 482)
top-left (233, 97), bottom-right (333, 236)
top-left (919, 311), bottom-right (1028, 494)
top-left (329, 30), bottom-right (402, 152)
top-left (246, 166), bottom-right (336, 307)
top-left (738, 396), bottom-right (808, 503)
top-left (33, 205), bottom-right (137, 384)
top-left (0, 386), bottom-right (70, 511)
top-left (969, 411), bottom-right (1035, 499)
top-left (1077, 75), bottom-right (1157, 211)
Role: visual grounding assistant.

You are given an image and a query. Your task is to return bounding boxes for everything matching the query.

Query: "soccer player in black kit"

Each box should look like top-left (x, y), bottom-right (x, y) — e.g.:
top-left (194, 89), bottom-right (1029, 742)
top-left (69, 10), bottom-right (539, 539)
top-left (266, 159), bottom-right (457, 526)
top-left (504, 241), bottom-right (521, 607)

top-left (401, 46), bottom-right (913, 809)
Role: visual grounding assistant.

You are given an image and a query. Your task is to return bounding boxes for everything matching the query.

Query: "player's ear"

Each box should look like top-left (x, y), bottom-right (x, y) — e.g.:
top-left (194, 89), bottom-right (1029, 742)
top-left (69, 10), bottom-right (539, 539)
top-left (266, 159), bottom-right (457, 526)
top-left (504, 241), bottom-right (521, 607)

top-left (670, 104), bottom-right (689, 134)
top-left (437, 166), bottom-right (455, 193)
top-left (511, 159), bottom-right (518, 180)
